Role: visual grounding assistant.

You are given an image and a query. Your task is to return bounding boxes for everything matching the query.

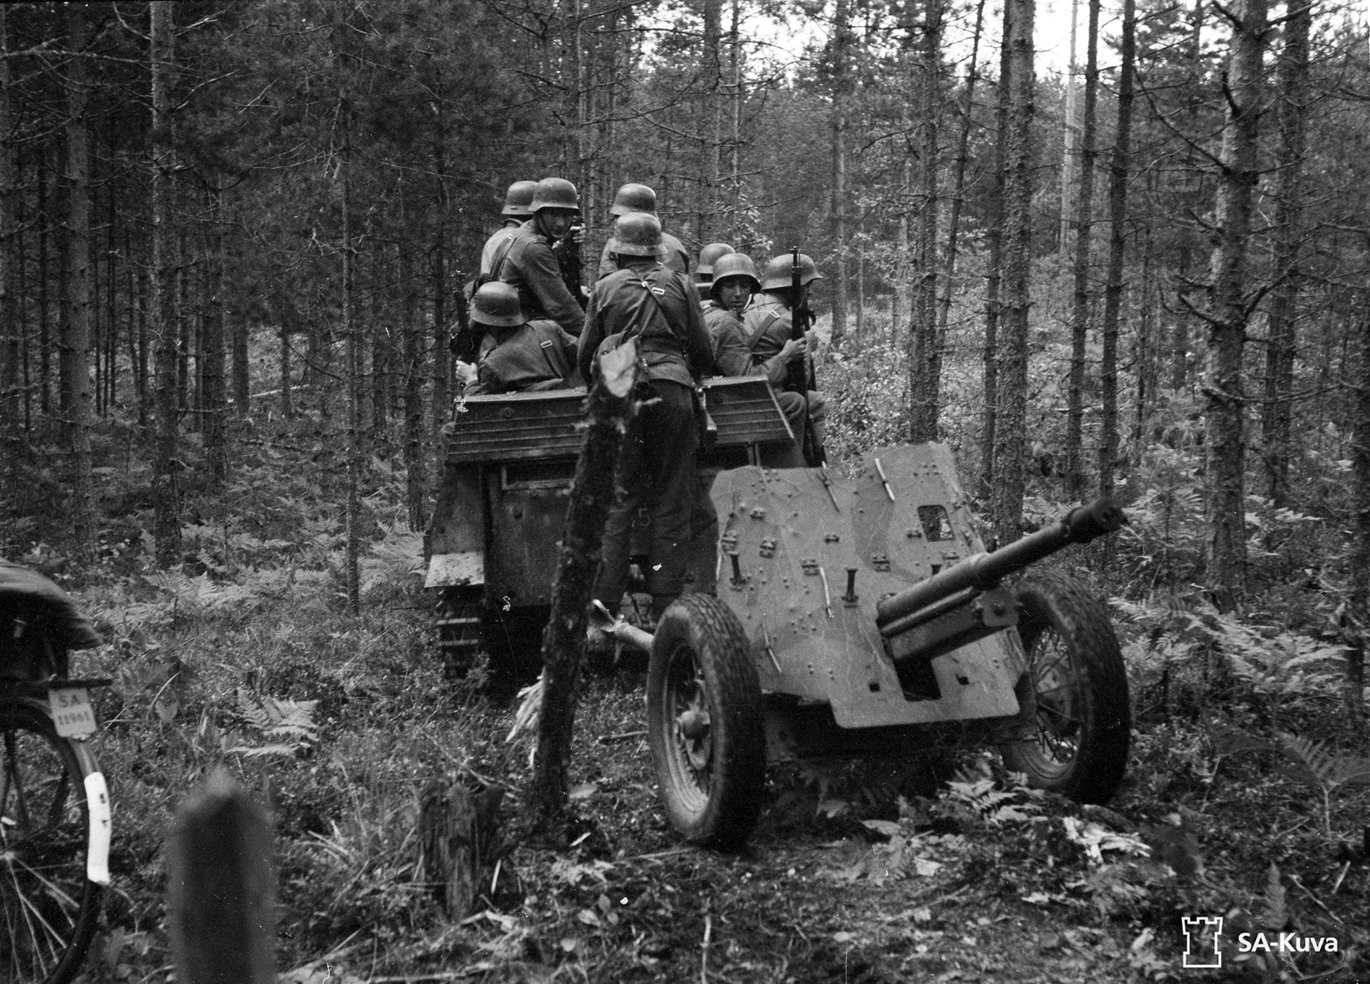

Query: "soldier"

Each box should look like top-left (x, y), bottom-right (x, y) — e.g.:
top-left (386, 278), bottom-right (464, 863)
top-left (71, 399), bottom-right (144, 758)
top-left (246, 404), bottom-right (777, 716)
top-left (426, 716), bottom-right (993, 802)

top-left (694, 241), bottom-right (735, 303)
top-left (462, 283), bottom-right (580, 395)
top-left (479, 180), bottom-right (537, 278)
top-left (741, 253), bottom-right (827, 461)
top-left (595, 183), bottom-right (691, 280)
top-left (578, 213), bottom-right (716, 619)
top-left (497, 177), bottom-right (586, 339)
top-left (703, 253), bottom-right (808, 467)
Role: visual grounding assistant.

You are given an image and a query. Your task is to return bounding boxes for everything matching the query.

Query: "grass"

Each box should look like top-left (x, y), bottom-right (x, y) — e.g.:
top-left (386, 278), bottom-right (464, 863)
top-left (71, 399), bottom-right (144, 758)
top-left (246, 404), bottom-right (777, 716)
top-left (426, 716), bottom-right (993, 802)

top-left (4, 400), bottom-right (1369, 982)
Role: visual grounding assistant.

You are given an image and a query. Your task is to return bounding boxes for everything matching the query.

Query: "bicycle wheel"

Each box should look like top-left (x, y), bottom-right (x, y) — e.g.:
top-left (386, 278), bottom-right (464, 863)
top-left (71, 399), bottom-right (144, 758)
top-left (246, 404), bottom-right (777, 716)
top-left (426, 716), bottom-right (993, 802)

top-left (1, 701), bottom-right (103, 984)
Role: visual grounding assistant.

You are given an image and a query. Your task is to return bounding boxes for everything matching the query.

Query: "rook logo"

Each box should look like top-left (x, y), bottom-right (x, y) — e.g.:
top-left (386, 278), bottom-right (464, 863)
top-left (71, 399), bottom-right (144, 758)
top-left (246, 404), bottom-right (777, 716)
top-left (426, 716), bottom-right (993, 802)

top-left (1181, 916), bottom-right (1223, 969)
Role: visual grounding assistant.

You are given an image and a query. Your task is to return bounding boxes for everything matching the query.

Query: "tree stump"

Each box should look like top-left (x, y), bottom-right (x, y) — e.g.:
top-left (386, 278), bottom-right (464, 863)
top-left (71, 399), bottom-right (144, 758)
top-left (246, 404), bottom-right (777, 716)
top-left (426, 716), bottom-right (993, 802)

top-left (166, 767), bottom-right (276, 984)
top-left (418, 778), bottom-right (505, 919)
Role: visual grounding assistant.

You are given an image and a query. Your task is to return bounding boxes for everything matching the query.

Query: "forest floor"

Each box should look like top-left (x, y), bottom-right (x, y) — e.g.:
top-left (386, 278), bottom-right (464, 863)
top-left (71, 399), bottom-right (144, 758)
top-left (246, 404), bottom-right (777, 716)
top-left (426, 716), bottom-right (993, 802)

top-left (6, 415), bottom-right (1370, 984)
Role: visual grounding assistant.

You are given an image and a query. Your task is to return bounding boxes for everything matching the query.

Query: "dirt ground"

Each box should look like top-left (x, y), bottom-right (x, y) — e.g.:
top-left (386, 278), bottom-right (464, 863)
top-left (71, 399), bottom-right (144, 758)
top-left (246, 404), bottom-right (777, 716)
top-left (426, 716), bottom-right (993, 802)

top-left (295, 670), bottom-right (1367, 984)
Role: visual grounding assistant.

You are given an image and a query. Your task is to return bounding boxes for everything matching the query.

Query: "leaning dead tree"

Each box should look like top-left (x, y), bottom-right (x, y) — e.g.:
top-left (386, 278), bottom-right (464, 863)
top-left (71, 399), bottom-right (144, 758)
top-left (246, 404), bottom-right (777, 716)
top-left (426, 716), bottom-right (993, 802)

top-left (528, 343), bottom-right (641, 838)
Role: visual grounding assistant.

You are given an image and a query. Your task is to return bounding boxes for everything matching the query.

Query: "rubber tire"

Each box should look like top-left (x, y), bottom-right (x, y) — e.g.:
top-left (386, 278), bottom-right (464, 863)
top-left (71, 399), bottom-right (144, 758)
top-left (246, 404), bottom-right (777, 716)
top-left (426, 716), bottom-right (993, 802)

top-left (1, 700), bottom-right (102, 984)
top-left (1001, 573), bottom-right (1131, 804)
top-left (647, 595), bottom-right (765, 850)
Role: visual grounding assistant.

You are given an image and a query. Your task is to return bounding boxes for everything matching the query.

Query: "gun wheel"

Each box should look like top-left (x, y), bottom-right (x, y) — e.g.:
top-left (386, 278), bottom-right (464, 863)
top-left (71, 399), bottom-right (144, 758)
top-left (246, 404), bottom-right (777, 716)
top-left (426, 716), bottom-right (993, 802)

top-left (1002, 574), bottom-right (1131, 804)
top-left (647, 595), bottom-right (764, 850)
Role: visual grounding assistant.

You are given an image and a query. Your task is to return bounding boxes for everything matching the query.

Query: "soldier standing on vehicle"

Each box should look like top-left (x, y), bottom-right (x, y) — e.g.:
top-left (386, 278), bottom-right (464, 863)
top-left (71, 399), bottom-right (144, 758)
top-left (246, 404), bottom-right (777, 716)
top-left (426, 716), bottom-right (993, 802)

top-left (462, 283), bottom-right (581, 395)
top-left (703, 253), bottom-right (808, 467)
top-left (595, 183), bottom-right (691, 280)
top-left (498, 177), bottom-right (586, 338)
top-left (742, 253), bottom-right (827, 460)
top-left (578, 213), bottom-right (716, 619)
top-left (694, 242), bottom-right (735, 303)
top-left (479, 180), bottom-right (537, 278)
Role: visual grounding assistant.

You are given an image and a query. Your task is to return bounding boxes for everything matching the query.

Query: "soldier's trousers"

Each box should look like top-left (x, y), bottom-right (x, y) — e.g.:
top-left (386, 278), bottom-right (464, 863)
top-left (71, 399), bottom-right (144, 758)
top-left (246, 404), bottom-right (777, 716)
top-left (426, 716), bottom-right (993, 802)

top-left (594, 379), bottom-right (698, 615)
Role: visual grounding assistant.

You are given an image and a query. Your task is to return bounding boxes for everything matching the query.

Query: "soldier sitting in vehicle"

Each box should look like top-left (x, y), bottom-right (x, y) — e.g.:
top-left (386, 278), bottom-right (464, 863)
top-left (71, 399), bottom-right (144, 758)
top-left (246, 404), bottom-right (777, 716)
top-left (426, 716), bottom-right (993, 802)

top-left (497, 177), bottom-right (586, 339)
top-left (694, 242), bottom-right (735, 303)
top-left (595, 183), bottom-right (692, 280)
top-left (741, 253), bottom-right (827, 461)
top-left (462, 283), bottom-right (581, 395)
top-left (703, 252), bottom-right (808, 468)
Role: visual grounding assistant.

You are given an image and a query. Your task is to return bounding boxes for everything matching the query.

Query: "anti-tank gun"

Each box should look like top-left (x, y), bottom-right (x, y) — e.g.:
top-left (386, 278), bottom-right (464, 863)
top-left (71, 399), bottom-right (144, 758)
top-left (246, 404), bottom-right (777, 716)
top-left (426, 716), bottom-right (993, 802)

top-left (595, 445), bottom-right (1134, 850)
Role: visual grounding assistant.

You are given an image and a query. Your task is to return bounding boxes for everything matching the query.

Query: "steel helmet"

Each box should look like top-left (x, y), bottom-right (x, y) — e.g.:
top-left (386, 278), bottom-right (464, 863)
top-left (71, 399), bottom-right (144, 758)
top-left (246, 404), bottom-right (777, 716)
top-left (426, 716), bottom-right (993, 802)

top-left (530, 177), bottom-right (581, 213)
top-left (760, 252), bottom-right (823, 291)
top-left (708, 253), bottom-right (760, 295)
top-left (607, 213), bottom-right (665, 257)
top-left (695, 242), bottom-right (735, 282)
top-left (609, 183), bottom-right (657, 216)
top-left (501, 180), bottom-right (538, 218)
top-left (469, 283), bottom-right (525, 328)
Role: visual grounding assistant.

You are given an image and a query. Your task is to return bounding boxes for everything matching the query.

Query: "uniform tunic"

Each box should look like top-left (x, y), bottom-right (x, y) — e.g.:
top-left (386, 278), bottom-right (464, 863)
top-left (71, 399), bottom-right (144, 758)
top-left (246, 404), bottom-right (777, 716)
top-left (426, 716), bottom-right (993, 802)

top-left (479, 222), bottom-right (521, 278)
top-left (467, 319), bottom-right (580, 395)
top-left (704, 304), bottom-right (807, 467)
top-left (578, 264), bottom-right (716, 611)
top-left (498, 220), bottom-right (585, 339)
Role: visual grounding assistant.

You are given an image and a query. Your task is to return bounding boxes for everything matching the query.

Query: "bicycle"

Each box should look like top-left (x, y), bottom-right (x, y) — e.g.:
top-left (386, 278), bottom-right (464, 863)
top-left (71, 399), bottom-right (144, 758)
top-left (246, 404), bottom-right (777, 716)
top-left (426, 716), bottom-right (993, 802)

top-left (1, 560), bottom-right (111, 984)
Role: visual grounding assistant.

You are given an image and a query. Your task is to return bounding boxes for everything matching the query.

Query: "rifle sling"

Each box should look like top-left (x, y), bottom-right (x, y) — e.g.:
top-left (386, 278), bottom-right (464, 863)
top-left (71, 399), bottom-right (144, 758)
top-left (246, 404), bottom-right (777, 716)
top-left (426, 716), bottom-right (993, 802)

top-left (746, 313), bottom-right (780, 351)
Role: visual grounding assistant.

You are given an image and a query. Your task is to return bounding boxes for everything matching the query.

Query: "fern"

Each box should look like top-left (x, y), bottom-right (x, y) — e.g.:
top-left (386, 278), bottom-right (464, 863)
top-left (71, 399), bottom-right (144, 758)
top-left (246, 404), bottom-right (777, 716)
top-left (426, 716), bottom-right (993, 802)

top-left (944, 777), bottom-right (1043, 827)
top-left (1276, 731), bottom-right (1370, 839)
top-left (230, 688), bottom-right (320, 758)
top-left (1277, 733), bottom-right (1370, 794)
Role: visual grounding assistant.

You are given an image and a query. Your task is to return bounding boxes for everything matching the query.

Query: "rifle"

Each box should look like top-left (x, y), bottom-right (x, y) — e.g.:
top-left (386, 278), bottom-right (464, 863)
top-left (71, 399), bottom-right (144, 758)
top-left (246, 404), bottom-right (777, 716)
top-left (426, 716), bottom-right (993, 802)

top-left (788, 248), bottom-right (826, 467)
top-left (556, 226), bottom-right (586, 309)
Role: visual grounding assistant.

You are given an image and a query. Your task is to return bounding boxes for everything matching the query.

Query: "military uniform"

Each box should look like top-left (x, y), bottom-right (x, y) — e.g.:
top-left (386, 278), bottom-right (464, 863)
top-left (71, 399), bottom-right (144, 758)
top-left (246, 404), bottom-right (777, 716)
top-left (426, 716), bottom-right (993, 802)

top-left (740, 292), bottom-right (827, 444)
top-left (705, 304), bottom-right (807, 466)
top-left (578, 262), bottom-right (716, 614)
top-left (499, 220), bottom-right (585, 339)
top-left (479, 223), bottom-right (520, 278)
top-left (596, 230), bottom-right (691, 280)
top-left (467, 319), bottom-right (580, 395)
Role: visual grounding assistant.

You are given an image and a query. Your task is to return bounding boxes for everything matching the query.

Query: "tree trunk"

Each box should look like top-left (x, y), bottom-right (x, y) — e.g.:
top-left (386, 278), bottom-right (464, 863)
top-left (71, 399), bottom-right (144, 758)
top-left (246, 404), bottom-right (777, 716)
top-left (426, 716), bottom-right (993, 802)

top-left (979, 14), bottom-right (1012, 504)
top-left (1059, 0), bottom-right (1079, 260)
top-left (402, 237), bottom-right (426, 533)
top-left (1260, 0), bottom-right (1311, 508)
top-left (1350, 304), bottom-right (1369, 738)
top-left (64, 3), bottom-right (96, 558)
top-left (203, 187), bottom-right (228, 484)
top-left (0, 5), bottom-right (16, 475)
top-left (1099, 0), bottom-right (1135, 506)
top-left (529, 347), bottom-right (638, 838)
top-left (38, 146), bottom-right (52, 416)
top-left (151, 0), bottom-right (181, 567)
top-left (431, 82), bottom-right (450, 437)
top-left (1064, 0), bottom-right (1100, 501)
top-left (990, 0), bottom-right (1035, 546)
top-left (909, 0), bottom-right (944, 444)
top-left (828, 0), bottom-right (852, 348)
top-left (1202, 0), bottom-right (1268, 612)
top-left (702, 0), bottom-right (724, 243)
top-left (935, 0), bottom-right (985, 369)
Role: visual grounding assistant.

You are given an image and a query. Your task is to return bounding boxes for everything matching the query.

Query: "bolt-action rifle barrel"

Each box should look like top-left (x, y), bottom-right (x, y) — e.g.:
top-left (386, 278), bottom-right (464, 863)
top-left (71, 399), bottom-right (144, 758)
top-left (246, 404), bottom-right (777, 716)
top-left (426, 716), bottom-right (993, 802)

top-left (874, 498), bottom-right (1126, 630)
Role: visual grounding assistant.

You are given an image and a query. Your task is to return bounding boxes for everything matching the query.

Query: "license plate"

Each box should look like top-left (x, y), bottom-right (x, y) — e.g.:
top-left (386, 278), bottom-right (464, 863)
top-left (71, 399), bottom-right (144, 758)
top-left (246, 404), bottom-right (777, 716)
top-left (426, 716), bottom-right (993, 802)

top-left (50, 687), bottom-right (97, 738)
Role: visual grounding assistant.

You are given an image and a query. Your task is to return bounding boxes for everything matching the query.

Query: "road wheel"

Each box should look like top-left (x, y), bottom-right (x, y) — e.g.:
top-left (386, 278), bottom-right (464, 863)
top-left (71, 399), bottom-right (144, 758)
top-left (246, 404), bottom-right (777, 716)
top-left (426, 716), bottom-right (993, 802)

top-left (1002, 573), bottom-right (1131, 804)
top-left (647, 595), bottom-right (764, 849)
top-left (435, 587), bottom-right (482, 680)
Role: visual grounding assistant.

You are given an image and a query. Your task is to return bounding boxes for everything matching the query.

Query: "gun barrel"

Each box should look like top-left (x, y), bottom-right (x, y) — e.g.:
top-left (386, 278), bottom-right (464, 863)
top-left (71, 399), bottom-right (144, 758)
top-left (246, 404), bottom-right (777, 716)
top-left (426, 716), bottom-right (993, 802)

top-left (874, 497), bottom-right (1126, 630)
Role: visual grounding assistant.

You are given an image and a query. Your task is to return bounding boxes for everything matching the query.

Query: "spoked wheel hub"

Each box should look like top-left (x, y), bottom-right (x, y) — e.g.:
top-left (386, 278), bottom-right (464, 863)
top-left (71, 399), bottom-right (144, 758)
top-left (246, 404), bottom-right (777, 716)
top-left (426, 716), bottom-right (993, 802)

top-left (646, 595), bottom-right (765, 849)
